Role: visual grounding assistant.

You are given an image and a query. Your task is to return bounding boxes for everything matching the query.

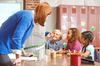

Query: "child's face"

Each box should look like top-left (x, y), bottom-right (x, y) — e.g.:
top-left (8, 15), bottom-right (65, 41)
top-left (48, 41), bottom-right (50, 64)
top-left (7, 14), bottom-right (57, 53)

top-left (81, 35), bottom-right (88, 45)
top-left (67, 30), bottom-right (72, 40)
top-left (81, 35), bottom-right (85, 44)
top-left (51, 31), bottom-right (61, 41)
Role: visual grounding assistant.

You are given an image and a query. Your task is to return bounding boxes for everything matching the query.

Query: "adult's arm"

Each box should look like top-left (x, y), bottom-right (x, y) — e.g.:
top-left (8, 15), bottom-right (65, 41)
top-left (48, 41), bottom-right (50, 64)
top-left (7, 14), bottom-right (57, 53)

top-left (11, 17), bottom-right (32, 65)
top-left (21, 48), bottom-right (34, 57)
top-left (11, 17), bottom-right (31, 54)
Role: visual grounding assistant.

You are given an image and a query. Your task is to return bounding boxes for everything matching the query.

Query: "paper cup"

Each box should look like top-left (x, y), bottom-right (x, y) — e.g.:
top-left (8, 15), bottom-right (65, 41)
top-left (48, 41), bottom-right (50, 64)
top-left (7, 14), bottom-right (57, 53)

top-left (51, 51), bottom-right (56, 58)
top-left (46, 49), bottom-right (51, 56)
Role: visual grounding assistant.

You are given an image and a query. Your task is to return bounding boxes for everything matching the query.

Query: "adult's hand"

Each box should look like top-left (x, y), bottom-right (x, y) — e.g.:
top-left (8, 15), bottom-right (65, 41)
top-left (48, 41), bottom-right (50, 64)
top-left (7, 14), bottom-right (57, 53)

top-left (21, 48), bottom-right (34, 57)
top-left (12, 58), bottom-right (21, 66)
top-left (12, 54), bottom-right (21, 66)
top-left (24, 53), bottom-right (34, 57)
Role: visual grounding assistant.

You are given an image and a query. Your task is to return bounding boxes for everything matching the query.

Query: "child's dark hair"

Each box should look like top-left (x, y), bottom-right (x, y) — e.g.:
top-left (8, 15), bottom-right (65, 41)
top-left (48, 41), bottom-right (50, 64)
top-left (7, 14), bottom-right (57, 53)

top-left (69, 28), bottom-right (81, 42)
top-left (82, 31), bottom-right (94, 52)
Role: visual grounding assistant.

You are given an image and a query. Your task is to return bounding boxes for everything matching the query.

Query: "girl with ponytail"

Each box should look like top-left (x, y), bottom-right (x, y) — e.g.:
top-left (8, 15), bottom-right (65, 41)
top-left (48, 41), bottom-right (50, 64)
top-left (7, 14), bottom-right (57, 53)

top-left (81, 31), bottom-right (94, 60)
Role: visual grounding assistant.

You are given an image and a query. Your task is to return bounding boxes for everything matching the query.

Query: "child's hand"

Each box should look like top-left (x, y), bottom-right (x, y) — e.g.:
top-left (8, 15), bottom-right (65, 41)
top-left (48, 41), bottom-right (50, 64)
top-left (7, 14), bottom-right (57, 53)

top-left (56, 50), bottom-right (62, 54)
top-left (61, 50), bottom-right (69, 54)
top-left (59, 51), bottom-right (64, 54)
top-left (67, 53), bottom-right (70, 57)
top-left (12, 58), bottom-right (21, 66)
top-left (47, 33), bottom-right (52, 38)
top-left (50, 48), bottom-right (54, 51)
top-left (67, 49), bottom-right (70, 53)
top-left (58, 50), bottom-right (62, 54)
top-left (24, 53), bottom-right (34, 57)
top-left (63, 51), bottom-right (68, 54)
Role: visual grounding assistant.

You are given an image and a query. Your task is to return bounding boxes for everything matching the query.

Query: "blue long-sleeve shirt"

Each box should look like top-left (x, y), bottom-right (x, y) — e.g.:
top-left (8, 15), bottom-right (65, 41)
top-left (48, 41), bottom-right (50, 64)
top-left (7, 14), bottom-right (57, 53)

top-left (0, 10), bottom-right (34, 54)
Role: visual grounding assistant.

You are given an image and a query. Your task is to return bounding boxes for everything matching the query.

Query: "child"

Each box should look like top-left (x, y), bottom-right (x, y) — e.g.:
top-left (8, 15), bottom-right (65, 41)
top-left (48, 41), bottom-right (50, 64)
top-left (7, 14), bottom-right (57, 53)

top-left (45, 31), bottom-right (52, 41)
top-left (63, 28), bottom-right (82, 53)
top-left (45, 29), bottom-right (64, 53)
top-left (81, 31), bottom-right (94, 60)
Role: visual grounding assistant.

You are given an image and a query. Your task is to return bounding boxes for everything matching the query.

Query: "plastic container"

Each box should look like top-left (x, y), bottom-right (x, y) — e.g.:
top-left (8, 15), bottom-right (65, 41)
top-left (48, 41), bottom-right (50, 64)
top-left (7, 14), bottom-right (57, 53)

top-left (24, 24), bottom-right (46, 59)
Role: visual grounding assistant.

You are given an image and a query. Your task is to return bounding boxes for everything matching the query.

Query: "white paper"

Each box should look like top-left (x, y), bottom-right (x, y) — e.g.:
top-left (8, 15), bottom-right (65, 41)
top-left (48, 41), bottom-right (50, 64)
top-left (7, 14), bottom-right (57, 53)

top-left (21, 57), bottom-right (37, 61)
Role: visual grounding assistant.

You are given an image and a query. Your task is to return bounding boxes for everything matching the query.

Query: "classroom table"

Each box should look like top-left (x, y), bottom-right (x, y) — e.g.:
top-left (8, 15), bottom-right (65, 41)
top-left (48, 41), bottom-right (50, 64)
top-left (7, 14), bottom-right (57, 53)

top-left (94, 47), bottom-right (100, 62)
top-left (15, 54), bottom-right (100, 66)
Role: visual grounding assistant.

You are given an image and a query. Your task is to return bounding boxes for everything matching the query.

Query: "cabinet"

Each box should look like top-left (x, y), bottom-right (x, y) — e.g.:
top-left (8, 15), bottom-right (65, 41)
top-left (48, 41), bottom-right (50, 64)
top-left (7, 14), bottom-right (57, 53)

top-left (57, 5), bottom-right (100, 47)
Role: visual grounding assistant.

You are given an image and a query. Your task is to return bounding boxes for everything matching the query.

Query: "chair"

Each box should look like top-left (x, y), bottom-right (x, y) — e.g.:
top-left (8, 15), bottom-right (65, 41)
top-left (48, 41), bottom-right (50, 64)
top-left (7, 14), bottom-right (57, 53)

top-left (94, 46), bottom-right (98, 62)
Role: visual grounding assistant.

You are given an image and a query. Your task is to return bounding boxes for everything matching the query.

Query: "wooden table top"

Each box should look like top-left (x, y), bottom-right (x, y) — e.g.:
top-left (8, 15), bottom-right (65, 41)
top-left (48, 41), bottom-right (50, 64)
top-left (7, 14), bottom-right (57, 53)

top-left (94, 47), bottom-right (100, 50)
top-left (16, 54), bottom-right (100, 66)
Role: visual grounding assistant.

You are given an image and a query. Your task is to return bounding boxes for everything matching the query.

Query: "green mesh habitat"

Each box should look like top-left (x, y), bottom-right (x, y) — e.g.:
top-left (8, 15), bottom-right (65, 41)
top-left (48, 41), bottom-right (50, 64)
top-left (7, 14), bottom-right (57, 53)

top-left (24, 25), bottom-right (46, 57)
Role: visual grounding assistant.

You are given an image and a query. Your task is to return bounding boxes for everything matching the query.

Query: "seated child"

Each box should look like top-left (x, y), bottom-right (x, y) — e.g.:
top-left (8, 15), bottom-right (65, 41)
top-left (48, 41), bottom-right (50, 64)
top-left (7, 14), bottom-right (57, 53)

top-left (62, 28), bottom-right (82, 53)
top-left (45, 29), bottom-right (64, 53)
top-left (81, 31), bottom-right (94, 60)
top-left (45, 31), bottom-right (52, 41)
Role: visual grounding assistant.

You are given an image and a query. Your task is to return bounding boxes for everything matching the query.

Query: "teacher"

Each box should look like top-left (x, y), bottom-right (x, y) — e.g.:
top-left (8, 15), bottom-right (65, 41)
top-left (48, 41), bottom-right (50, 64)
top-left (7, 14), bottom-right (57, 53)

top-left (0, 2), bottom-right (52, 66)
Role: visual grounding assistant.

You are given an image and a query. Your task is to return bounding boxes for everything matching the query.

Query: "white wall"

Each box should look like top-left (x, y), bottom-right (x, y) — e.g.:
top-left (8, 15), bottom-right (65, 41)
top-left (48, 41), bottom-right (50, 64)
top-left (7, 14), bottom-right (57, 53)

top-left (45, 7), bottom-right (57, 32)
top-left (44, 0), bottom-right (100, 32)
